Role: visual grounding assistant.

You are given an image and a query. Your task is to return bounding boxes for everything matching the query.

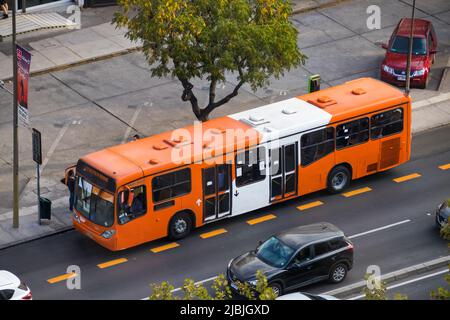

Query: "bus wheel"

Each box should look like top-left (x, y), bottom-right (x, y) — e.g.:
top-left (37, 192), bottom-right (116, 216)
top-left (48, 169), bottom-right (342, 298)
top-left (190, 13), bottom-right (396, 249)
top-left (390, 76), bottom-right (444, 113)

top-left (327, 165), bottom-right (351, 194)
top-left (168, 212), bottom-right (192, 240)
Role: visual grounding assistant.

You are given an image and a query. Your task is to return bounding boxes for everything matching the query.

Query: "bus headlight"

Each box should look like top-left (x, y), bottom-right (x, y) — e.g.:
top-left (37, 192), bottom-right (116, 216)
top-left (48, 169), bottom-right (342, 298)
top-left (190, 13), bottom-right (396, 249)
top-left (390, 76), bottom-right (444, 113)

top-left (73, 213), bottom-right (81, 223)
top-left (101, 230), bottom-right (116, 239)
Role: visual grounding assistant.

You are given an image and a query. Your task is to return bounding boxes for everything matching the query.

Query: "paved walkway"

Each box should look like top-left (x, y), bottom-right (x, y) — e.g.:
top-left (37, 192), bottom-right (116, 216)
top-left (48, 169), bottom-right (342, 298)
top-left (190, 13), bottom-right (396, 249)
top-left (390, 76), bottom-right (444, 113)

top-left (0, 0), bottom-right (340, 81)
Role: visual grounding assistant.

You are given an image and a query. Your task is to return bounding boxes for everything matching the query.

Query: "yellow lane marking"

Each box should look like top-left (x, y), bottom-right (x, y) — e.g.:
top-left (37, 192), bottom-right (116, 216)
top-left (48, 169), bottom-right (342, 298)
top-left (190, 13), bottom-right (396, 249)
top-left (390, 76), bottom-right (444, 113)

top-left (47, 273), bottom-right (77, 284)
top-left (439, 163), bottom-right (450, 170)
top-left (393, 173), bottom-right (421, 183)
top-left (342, 187), bottom-right (372, 198)
top-left (297, 201), bottom-right (324, 211)
top-left (247, 214), bottom-right (277, 225)
top-left (97, 258), bottom-right (128, 269)
top-left (200, 228), bottom-right (227, 239)
top-left (150, 242), bottom-right (180, 253)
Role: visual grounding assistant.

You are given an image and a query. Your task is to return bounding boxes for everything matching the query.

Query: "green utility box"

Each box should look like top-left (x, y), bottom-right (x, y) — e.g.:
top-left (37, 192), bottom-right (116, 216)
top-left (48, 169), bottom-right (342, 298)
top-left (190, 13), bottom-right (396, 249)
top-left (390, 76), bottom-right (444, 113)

top-left (39, 197), bottom-right (52, 220)
top-left (308, 74), bottom-right (321, 93)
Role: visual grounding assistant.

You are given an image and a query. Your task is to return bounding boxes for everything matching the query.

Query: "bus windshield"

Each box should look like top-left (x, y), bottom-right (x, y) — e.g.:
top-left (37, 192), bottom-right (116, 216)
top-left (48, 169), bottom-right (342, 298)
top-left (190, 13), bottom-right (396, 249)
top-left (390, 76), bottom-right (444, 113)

top-left (75, 176), bottom-right (115, 227)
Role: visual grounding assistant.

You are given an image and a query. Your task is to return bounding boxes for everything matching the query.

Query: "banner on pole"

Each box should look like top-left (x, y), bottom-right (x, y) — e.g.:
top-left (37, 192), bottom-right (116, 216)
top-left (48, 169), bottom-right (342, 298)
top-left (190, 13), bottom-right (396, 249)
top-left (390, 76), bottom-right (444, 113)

top-left (17, 45), bottom-right (31, 129)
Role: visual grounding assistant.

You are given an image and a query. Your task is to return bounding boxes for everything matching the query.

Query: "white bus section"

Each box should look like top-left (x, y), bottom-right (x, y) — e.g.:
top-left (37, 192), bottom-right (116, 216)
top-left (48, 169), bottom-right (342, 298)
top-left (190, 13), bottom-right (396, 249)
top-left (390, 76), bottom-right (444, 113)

top-left (226, 98), bottom-right (332, 217)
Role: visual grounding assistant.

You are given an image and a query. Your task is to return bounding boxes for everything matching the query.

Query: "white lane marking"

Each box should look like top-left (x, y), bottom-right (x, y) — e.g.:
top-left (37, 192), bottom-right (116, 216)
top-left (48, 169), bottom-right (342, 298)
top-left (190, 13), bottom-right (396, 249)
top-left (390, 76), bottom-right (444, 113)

top-left (122, 104), bottom-right (146, 143)
top-left (348, 269), bottom-right (449, 300)
top-left (140, 219), bottom-right (412, 300)
top-left (348, 220), bottom-right (411, 239)
top-left (40, 122), bottom-right (71, 175)
top-left (141, 275), bottom-right (218, 300)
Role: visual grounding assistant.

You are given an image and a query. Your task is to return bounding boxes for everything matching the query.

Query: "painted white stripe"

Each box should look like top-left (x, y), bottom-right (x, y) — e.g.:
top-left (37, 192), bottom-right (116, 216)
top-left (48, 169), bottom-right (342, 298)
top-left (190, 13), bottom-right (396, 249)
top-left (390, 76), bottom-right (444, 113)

top-left (140, 219), bottom-right (412, 300)
top-left (348, 269), bottom-right (449, 300)
top-left (40, 122), bottom-right (71, 174)
top-left (348, 220), bottom-right (411, 239)
top-left (122, 103), bottom-right (146, 144)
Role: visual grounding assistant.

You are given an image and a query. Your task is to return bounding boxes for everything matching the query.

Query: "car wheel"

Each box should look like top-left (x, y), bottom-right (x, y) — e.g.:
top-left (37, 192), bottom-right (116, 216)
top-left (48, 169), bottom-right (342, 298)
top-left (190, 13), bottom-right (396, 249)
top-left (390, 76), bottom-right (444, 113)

top-left (327, 165), bottom-right (351, 194)
top-left (329, 263), bottom-right (348, 284)
top-left (419, 75), bottom-right (429, 89)
top-left (168, 212), bottom-right (192, 240)
top-left (269, 283), bottom-right (283, 298)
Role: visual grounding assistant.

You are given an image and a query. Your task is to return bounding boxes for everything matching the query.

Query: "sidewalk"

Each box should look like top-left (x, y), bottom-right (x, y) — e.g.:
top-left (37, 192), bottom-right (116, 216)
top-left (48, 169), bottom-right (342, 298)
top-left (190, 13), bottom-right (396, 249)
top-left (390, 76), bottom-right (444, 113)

top-left (0, 0), bottom-right (342, 81)
top-left (0, 0), bottom-right (449, 250)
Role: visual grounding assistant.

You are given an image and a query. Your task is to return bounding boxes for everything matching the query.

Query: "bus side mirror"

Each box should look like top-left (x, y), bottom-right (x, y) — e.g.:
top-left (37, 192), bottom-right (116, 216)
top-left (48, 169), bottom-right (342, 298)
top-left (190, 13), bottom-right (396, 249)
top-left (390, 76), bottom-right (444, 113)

top-left (381, 43), bottom-right (388, 50)
top-left (430, 49), bottom-right (437, 54)
top-left (126, 186), bottom-right (134, 208)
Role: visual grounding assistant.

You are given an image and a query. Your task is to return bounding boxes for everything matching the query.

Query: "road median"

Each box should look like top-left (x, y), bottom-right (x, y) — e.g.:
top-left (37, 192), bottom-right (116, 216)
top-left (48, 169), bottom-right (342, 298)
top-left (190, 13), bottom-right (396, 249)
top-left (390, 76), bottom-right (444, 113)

top-left (322, 255), bottom-right (450, 299)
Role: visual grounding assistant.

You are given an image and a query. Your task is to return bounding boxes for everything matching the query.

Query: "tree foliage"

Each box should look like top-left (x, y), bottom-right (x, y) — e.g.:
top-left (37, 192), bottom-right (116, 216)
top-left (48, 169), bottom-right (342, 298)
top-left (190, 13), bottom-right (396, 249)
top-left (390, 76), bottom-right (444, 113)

top-left (362, 273), bottom-right (407, 300)
top-left (440, 222), bottom-right (450, 241)
top-left (114, 0), bottom-right (306, 121)
top-left (430, 265), bottom-right (450, 300)
top-left (147, 271), bottom-right (275, 300)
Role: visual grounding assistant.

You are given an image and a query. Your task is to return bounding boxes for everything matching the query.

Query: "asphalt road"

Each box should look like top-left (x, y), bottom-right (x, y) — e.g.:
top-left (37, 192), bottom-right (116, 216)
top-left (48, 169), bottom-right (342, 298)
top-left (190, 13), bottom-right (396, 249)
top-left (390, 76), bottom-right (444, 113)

top-left (347, 268), bottom-right (449, 300)
top-left (0, 124), bottom-right (449, 300)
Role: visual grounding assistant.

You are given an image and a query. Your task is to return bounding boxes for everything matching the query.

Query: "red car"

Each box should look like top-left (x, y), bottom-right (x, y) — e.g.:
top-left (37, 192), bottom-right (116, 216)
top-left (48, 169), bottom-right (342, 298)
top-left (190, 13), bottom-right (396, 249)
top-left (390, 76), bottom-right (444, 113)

top-left (380, 18), bottom-right (437, 89)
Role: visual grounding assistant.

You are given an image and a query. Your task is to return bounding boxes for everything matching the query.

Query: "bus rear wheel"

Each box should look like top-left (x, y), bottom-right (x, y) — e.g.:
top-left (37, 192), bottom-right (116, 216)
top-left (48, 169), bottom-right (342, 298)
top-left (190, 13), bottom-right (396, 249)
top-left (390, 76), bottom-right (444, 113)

top-left (168, 212), bottom-right (193, 240)
top-left (327, 165), bottom-right (351, 194)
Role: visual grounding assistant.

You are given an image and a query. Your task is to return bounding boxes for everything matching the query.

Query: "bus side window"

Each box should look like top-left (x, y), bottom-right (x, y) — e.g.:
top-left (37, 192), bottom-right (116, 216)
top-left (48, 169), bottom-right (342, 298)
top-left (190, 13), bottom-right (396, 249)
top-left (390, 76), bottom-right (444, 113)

top-left (118, 185), bottom-right (147, 224)
top-left (370, 107), bottom-right (403, 139)
top-left (300, 127), bottom-right (335, 166)
top-left (236, 146), bottom-right (266, 187)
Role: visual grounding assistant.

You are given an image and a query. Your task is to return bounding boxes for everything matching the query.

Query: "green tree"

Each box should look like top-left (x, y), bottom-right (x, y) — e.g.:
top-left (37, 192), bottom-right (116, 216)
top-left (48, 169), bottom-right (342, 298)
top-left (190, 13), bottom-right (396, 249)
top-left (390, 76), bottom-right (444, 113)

top-left (430, 222), bottom-right (450, 300)
top-left (235, 270), bottom-right (277, 300)
top-left (114, 0), bottom-right (306, 121)
top-left (148, 271), bottom-right (275, 300)
top-left (440, 222), bottom-right (450, 241)
top-left (430, 266), bottom-right (450, 300)
top-left (362, 273), bottom-right (407, 300)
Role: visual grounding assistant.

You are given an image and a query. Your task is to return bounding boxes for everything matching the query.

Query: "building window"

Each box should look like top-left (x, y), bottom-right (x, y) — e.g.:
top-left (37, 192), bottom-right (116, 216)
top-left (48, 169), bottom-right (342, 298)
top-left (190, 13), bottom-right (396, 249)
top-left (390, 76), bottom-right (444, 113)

top-left (236, 146), bottom-right (266, 187)
top-left (371, 108), bottom-right (403, 139)
top-left (301, 127), bottom-right (335, 166)
top-left (152, 168), bottom-right (191, 203)
top-left (336, 118), bottom-right (369, 149)
top-left (118, 185), bottom-right (147, 225)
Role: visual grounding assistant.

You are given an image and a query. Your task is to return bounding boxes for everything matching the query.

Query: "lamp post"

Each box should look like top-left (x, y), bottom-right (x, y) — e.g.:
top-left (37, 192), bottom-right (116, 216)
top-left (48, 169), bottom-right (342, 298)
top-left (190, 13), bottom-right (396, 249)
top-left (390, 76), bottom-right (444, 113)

top-left (12, 1), bottom-right (19, 228)
top-left (405, 0), bottom-right (416, 96)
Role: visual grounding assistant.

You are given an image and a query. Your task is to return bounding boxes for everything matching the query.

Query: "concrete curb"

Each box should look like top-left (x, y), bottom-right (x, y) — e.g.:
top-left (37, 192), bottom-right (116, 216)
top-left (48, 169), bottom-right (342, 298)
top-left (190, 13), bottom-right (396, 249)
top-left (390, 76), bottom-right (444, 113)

top-left (292, 0), bottom-right (349, 15)
top-left (323, 255), bottom-right (450, 298)
top-left (0, 226), bottom-right (73, 251)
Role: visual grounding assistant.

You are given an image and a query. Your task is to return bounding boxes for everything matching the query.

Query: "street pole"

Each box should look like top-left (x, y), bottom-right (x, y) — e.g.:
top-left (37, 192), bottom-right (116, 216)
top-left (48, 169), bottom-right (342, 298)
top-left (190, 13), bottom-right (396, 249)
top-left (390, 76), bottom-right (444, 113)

top-left (12, 1), bottom-right (19, 228)
top-left (405, 0), bottom-right (416, 96)
top-left (36, 162), bottom-right (41, 225)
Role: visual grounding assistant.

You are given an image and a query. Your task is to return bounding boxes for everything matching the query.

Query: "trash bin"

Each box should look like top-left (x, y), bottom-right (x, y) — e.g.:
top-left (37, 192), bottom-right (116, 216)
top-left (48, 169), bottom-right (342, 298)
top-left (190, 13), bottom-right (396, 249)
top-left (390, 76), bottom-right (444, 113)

top-left (39, 197), bottom-right (52, 220)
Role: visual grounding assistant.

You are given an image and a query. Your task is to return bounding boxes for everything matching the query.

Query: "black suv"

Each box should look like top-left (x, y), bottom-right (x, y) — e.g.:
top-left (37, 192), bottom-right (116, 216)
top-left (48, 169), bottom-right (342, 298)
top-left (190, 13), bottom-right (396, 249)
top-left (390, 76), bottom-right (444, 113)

top-left (227, 222), bottom-right (353, 297)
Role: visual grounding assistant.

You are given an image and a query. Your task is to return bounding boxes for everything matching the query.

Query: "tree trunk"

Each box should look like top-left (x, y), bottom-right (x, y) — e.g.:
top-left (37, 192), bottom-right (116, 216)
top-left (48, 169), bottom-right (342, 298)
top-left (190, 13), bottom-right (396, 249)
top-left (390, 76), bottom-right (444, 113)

top-left (178, 77), bottom-right (245, 122)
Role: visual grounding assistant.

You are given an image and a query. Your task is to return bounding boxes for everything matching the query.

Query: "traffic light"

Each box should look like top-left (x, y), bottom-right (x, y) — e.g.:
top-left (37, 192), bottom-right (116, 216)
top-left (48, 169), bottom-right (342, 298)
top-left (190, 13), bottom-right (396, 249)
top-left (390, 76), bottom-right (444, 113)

top-left (308, 74), bottom-right (321, 93)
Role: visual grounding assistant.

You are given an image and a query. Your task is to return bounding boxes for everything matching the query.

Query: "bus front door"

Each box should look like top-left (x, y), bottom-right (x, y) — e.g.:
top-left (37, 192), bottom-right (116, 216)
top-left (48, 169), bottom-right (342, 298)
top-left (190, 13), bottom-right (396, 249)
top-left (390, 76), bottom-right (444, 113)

top-left (269, 143), bottom-right (298, 202)
top-left (202, 164), bottom-right (232, 223)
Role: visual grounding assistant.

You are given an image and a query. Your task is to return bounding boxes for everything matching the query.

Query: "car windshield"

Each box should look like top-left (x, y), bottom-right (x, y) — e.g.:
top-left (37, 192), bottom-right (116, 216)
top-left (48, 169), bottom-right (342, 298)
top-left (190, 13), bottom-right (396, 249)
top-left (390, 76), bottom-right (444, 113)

top-left (390, 36), bottom-right (427, 55)
top-left (75, 176), bottom-right (114, 227)
top-left (256, 236), bottom-right (295, 268)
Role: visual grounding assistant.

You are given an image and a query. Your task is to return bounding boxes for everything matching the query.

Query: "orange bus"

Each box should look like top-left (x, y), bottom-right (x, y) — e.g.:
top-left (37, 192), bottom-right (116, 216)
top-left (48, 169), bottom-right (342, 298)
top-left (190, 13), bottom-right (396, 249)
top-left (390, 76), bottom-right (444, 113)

top-left (65, 78), bottom-right (411, 251)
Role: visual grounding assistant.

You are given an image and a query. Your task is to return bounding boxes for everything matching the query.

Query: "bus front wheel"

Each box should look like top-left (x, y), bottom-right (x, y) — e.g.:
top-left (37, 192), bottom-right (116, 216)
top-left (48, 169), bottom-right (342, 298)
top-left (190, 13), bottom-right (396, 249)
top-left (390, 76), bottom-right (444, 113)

top-left (168, 212), bottom-right (193, 240)
top-left (327, 165), bottom-right (351, 194)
